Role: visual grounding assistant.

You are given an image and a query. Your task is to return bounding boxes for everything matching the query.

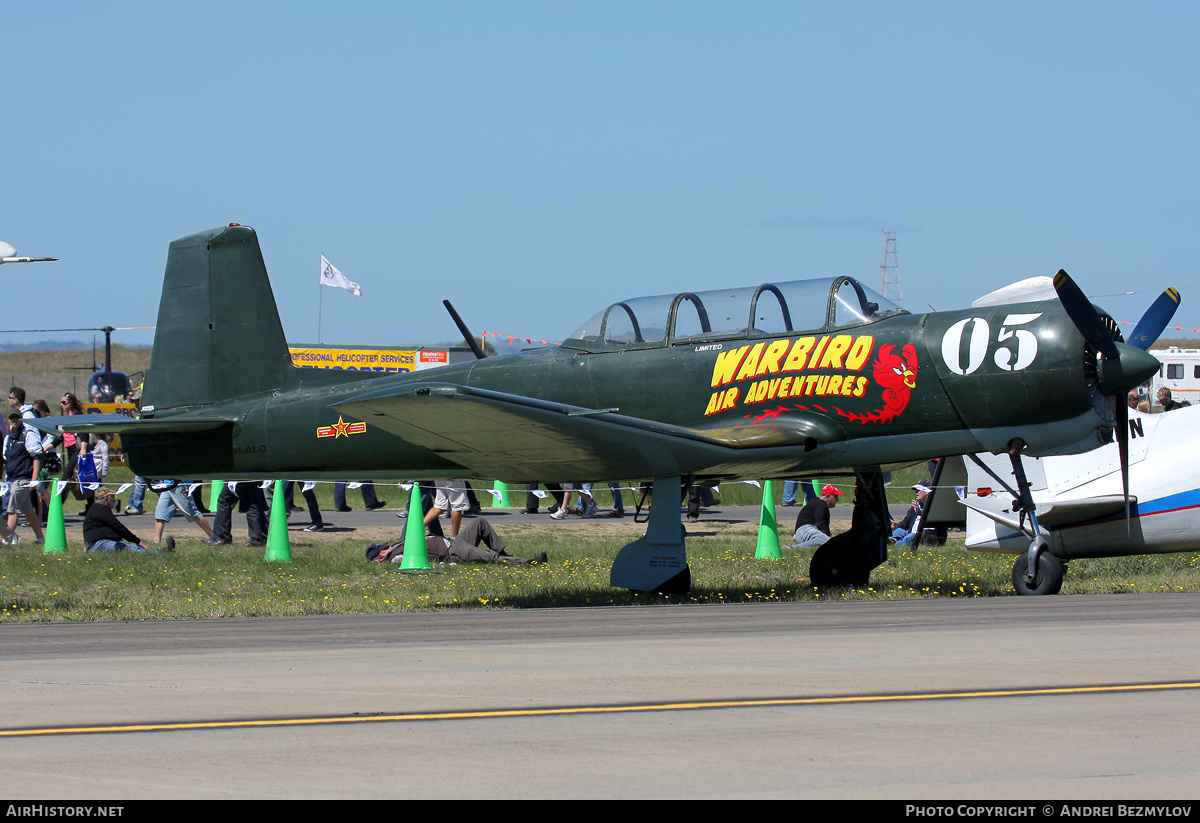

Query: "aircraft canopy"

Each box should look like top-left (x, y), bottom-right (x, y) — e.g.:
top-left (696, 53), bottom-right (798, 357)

top-left (564, 276), bottom-right (905, 349)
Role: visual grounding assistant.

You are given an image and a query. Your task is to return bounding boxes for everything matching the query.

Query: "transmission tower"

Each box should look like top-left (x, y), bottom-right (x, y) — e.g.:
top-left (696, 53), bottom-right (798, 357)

top-left (879, 231), bottom-right (902, 307)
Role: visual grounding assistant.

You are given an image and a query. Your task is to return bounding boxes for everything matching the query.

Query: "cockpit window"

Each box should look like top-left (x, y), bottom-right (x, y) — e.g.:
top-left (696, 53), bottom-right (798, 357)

top-left (564, 276), bottom-right (905, 350)
top-left (671, 293), bottom-right (711, 339)
top-left (602, 295), bottom-right (670, 344)
top-left (833, 279), bottom-right (879, 327)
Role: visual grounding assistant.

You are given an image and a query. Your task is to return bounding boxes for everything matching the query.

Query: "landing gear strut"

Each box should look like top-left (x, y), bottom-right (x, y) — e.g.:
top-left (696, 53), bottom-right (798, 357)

top-left (1005, 438), bottom-right (1065, 596)
top-left (610, 475), bottom-right (691, 594)
top-left (809, 469), bottom-right (890, 587)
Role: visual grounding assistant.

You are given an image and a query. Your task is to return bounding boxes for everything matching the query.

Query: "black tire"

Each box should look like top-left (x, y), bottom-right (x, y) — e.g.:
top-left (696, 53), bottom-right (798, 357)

top-left (810, 542), bottom-right (863, 587)
top-left (1011, 551), bottom-right (1065, 595)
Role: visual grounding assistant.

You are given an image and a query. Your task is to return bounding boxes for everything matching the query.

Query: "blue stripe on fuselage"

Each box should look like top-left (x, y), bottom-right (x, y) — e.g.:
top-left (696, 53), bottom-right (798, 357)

top-left (1061, 487), bottom-right (1200, 530)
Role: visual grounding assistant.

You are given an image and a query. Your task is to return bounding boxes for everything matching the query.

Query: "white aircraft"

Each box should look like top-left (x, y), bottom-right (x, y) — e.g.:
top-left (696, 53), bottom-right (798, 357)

top-left (928, 404), bottom-right (1200, 594)
top-left (0, 240), bottom-right (56, 264)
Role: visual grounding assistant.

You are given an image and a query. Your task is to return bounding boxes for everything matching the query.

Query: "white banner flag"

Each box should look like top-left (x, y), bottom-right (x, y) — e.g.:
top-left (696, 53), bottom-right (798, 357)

top-left (320, 255), bottom-right (362, 297)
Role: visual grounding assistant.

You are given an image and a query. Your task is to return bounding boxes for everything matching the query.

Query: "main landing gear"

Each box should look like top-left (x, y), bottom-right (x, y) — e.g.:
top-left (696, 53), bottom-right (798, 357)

top-left (610, 475), bottom-right (691, 594)
top-left (809, 469), bottom-right (890, 588)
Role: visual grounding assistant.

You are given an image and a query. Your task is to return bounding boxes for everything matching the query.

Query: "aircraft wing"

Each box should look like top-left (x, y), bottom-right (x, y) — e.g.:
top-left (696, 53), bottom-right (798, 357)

top-left (1031, 495), bottom-right (1133, 526)
top-left (962, 492), bottom-right (1134, 533)
top-left (334, 382), bottom-right (844, 480)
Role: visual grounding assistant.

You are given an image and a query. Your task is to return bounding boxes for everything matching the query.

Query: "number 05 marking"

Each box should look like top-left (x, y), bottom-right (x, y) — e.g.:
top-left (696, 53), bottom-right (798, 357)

top-left (941, 313), bottom-right (1042, 375)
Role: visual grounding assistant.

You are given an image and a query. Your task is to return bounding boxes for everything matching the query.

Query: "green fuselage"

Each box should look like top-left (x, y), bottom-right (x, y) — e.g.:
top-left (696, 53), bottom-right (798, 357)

top-left (125, 297), bottom-right (1106, 483)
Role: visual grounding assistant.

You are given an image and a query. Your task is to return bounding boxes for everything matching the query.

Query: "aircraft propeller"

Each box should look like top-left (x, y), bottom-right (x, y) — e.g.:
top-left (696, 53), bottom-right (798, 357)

top-left (1052, 271), bottom-right (1179, 532)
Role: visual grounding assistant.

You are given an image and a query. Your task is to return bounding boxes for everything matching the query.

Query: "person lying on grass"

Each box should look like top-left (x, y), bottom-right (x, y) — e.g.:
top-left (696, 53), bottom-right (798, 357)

top-left (366, 516), bottom-right (547, 565)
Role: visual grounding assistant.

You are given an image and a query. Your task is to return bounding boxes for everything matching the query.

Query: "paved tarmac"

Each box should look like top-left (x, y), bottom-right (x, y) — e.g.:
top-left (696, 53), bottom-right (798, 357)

top-left (2, 594), bottom-right (1198, 799)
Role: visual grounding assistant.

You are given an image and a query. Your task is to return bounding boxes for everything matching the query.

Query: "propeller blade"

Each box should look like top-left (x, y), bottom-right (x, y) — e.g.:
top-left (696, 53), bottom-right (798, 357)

top-left (1052, 269), bottom-right (1119, 360)
top-left (1116, 399), bottom-right (1131, 536)
top-left (1126, 288), bottom-right (1181, 350)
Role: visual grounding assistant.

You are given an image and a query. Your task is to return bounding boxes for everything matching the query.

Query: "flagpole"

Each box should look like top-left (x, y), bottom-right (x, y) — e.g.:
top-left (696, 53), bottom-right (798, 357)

top-left (317, 254), bottom-right (361, 346)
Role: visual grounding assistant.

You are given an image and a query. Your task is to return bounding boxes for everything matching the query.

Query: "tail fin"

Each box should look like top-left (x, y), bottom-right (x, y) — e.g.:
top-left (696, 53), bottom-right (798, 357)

top-left (142, 225), bottom-right (296, 411)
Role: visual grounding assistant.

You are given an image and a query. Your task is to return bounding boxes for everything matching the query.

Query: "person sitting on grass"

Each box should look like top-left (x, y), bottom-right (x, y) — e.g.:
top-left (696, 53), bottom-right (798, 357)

top-left (793, 484), bottom-right (844, 548)
top-left (890, 481), bottom-right (930, 547)
top-left (367, 516), bottom-right (547, 565)
top-left (84, 488), bottom-right (173, 552)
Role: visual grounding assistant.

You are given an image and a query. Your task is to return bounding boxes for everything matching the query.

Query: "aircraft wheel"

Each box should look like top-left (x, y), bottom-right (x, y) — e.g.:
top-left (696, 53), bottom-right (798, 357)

top-left (1011, 552), bottom-right (1065, 596)
top-left (810, 543), bottom-right (863, 587)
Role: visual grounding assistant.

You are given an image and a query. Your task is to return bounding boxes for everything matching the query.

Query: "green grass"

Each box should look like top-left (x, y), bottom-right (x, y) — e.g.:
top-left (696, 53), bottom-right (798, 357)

top-left (4, 510), bottom-right (1199, 621)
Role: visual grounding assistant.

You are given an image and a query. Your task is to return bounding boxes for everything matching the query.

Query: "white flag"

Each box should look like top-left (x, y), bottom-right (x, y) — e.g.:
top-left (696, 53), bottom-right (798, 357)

top-left (320, 255), bottom-right (362, 297)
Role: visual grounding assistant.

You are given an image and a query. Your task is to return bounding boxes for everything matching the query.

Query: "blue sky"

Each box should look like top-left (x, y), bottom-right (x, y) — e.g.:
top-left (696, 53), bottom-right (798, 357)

top-left (3, 1), bottom-right (1198, 351)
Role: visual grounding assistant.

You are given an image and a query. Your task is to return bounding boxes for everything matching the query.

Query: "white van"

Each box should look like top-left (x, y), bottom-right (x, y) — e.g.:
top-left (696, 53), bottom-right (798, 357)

top-left (1149, 347), bottom-right (1200, 406)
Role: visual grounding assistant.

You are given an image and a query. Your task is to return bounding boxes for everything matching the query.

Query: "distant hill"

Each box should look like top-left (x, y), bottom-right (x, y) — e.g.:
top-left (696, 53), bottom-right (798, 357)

top-left (1151, 337), bottom-right (1200, 350)
top-left (0, 340), bottom-right (96, 352)
top-left (0, 345), bottom-right (152, 404)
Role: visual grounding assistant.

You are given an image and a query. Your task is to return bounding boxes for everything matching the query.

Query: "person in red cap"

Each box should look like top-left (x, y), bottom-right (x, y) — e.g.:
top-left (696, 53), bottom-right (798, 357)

top-left (792, 483), bottom-right (844, 548)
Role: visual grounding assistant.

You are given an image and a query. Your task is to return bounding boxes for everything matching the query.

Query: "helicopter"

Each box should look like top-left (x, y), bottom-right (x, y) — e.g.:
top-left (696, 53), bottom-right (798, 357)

top-left (0, 325), bottom-right (152, 402)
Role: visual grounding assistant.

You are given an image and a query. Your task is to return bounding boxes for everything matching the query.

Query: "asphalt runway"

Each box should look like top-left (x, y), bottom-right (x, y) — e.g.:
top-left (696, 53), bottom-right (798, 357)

top-left (2, 594), bottom-right (1199, 799)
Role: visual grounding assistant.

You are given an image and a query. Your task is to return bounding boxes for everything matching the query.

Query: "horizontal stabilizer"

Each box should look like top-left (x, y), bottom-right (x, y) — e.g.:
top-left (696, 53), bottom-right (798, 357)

top-left (335, 382), bottom-right (840, 480)
top-left (26, 414), bottom-right (232, 437)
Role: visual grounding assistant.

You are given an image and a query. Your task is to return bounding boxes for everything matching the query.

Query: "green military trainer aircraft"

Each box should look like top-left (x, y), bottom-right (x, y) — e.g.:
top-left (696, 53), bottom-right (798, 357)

top-left (33, 224), bottom-right (1169, 593)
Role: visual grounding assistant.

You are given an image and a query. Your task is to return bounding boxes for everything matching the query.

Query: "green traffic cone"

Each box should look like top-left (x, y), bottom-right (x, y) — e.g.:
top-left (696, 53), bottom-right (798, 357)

top-left (399, 483), bottom-right (432, 571)
top-left (209, 480), bottom-right (225, 511)
top-left (43, 483), bottom-right (67, 554)
top-left (493, 480), bottom-right (511, 508)
top-left (263, 480), bottom-right (292, 562)
top-left (755, 479), bottom-right (782, 559)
